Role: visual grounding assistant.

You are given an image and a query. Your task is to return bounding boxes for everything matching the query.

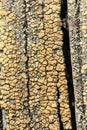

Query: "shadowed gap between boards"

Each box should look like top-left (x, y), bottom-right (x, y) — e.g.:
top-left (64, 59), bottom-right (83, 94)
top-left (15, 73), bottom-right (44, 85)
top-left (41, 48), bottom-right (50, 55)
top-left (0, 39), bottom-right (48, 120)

top-left (60, 0), bottom-right (77, 130)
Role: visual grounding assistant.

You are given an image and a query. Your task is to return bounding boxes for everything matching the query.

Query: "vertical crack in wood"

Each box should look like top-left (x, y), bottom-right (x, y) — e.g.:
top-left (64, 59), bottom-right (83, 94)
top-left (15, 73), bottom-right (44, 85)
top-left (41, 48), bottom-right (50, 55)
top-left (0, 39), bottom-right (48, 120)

top-left (0, 108), bottom-right (3, 129)
top-left (23, 0), bottom-right (30, 127)
top-left (60, 0), bottom-right (77, 129)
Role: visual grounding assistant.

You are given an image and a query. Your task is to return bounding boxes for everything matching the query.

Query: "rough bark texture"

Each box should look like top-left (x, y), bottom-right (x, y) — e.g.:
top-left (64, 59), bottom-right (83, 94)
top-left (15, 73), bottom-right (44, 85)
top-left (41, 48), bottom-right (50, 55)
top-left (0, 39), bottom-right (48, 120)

top-left (68, 0), bottom-right (87, 129)
top-left (0, 0), bottom-right (87, 130)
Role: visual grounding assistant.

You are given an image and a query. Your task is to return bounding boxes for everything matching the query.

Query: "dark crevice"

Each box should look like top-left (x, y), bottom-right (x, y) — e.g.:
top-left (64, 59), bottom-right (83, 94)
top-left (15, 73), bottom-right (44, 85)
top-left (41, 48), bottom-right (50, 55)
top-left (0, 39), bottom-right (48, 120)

top-left (39, 0), bottom-right (45, 30)
top-left (62, 25), bottom-right (76, 130)
top-left (60, 0), bottom-right (76, 130)
top-left (57, 87), bottom-right (64, 130)
top-left (0, 50), bottom-right (3, 53)
top-left (23, 0), bottom-right (30, 125)
top-left (75, 0), bottom-right (78, 4)
top-left (0, 108), bottom-right (3, 130)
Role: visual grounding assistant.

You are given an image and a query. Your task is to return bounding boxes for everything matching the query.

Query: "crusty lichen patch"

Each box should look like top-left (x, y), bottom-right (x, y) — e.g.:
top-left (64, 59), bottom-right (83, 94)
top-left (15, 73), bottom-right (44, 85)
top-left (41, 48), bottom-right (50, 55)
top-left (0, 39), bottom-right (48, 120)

top-left (0, 0), bottom-right (74, 130)
top-left (0, 1), bottom-right (30, 130)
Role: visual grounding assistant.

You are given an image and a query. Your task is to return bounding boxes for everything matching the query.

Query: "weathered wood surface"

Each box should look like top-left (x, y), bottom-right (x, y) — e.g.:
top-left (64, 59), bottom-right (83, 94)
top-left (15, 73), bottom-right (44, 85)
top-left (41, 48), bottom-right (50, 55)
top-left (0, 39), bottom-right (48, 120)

top-left (0, 0), bottom-right (87, 129)
top-left (68, 0), bottom-right (87, 129)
